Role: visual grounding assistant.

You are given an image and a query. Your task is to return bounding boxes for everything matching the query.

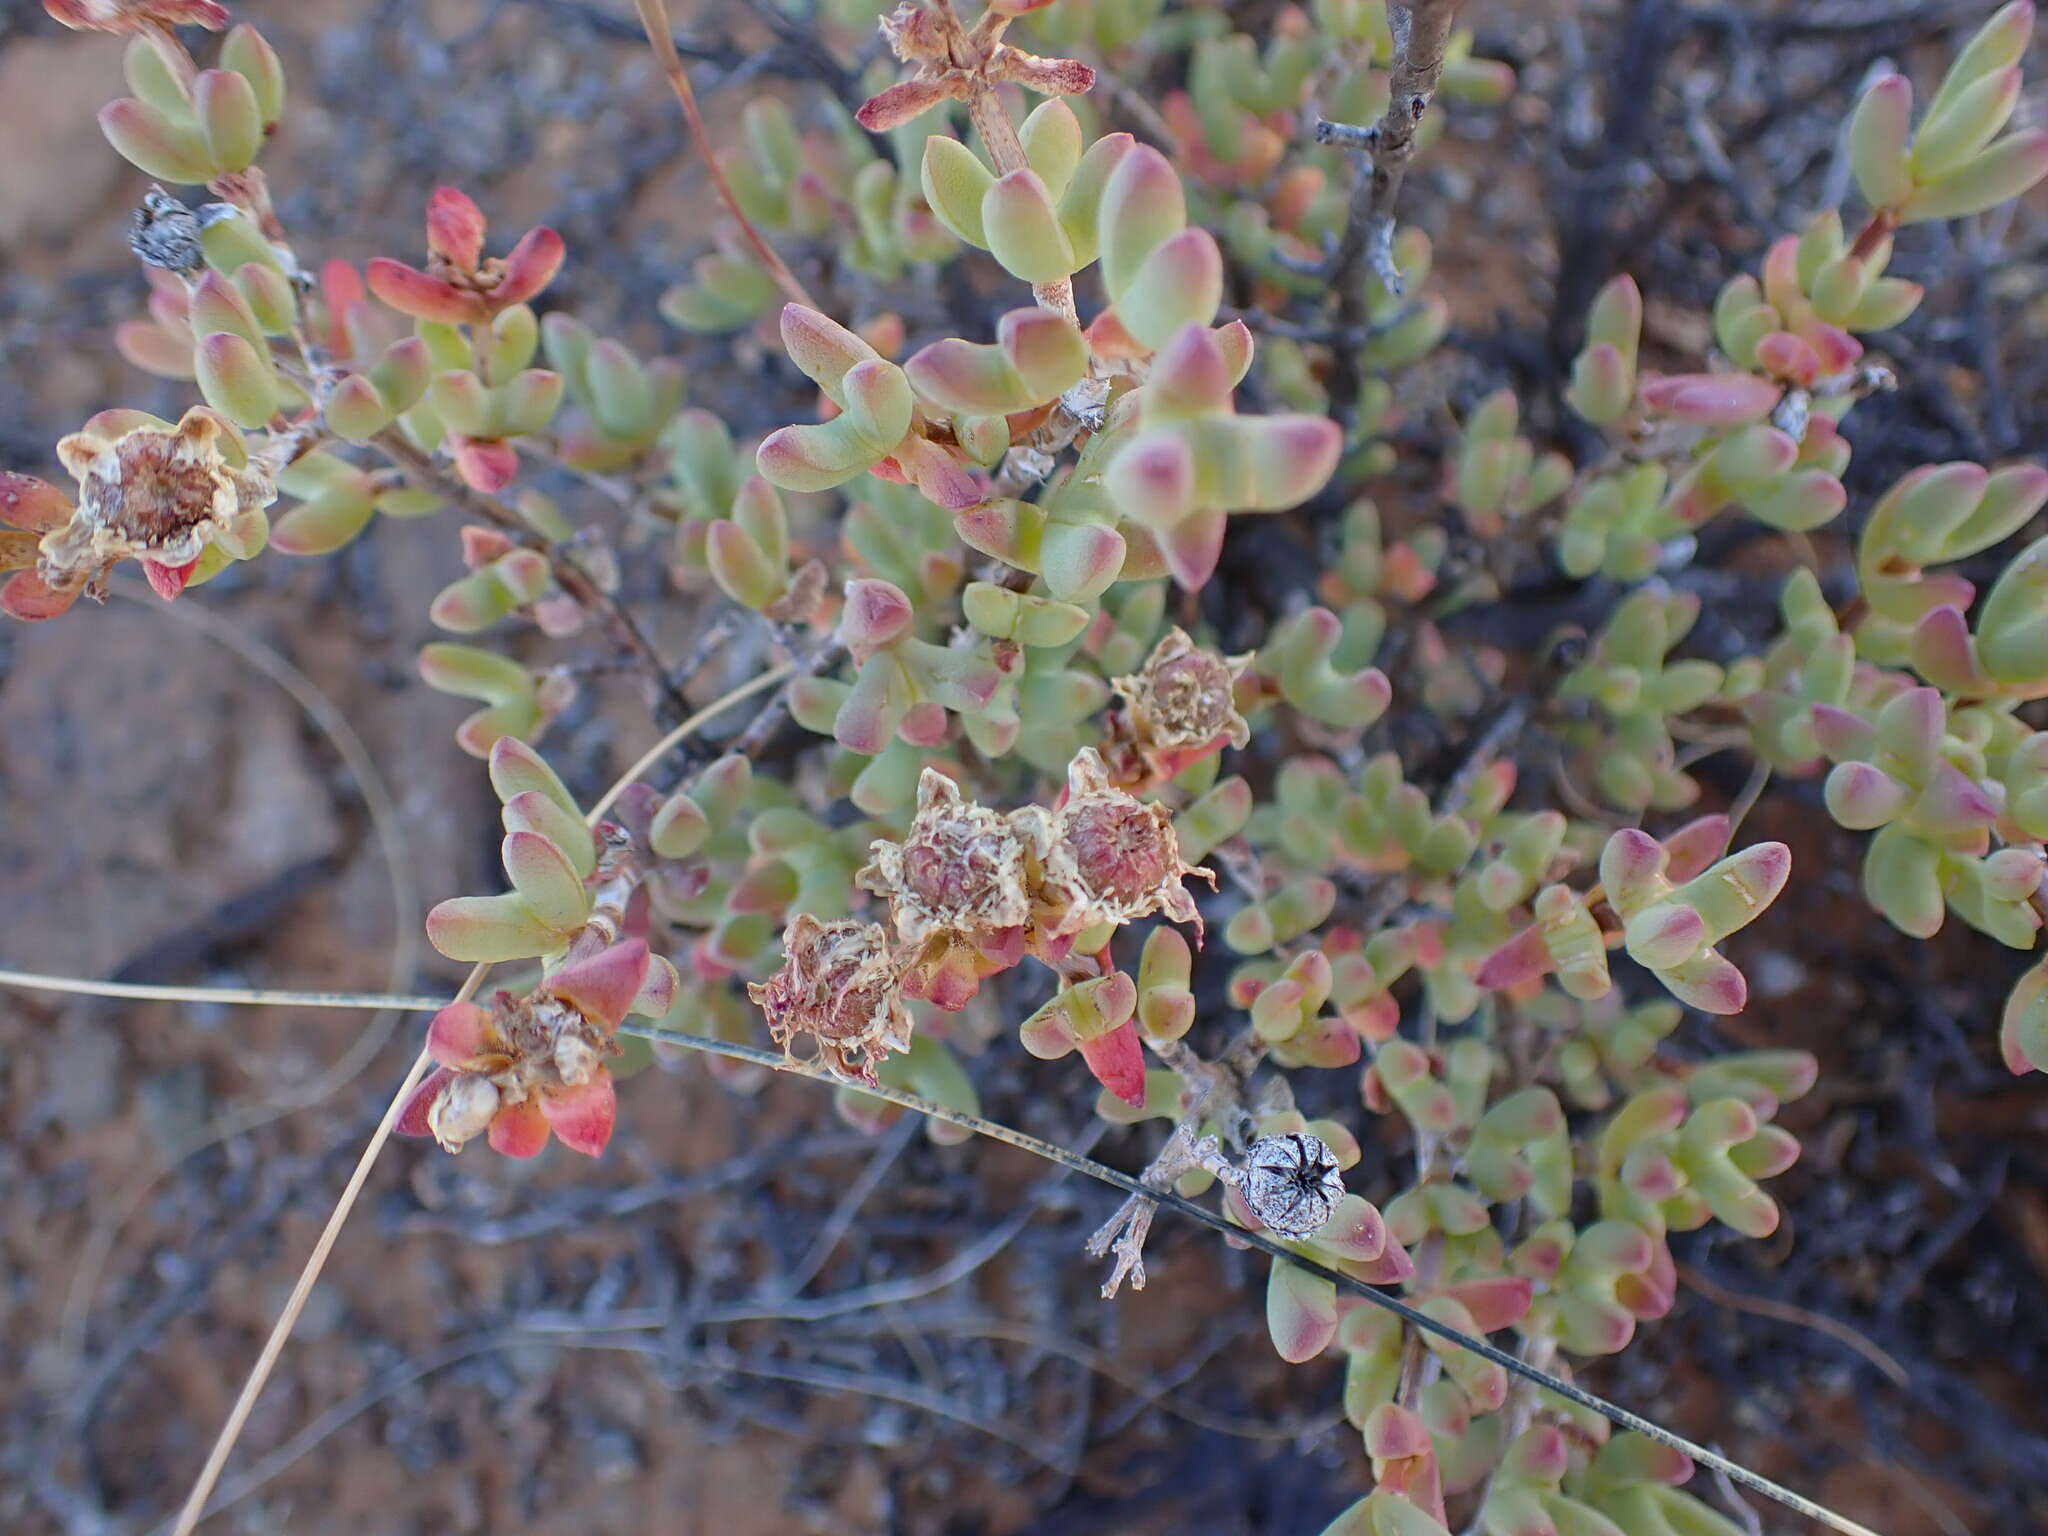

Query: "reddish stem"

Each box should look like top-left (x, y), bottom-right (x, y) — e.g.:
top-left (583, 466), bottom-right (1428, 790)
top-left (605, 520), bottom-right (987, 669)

top-left (632, 0), bottom-right (817, 311)
top-left (1849, 209), bottom-right (1896, 263)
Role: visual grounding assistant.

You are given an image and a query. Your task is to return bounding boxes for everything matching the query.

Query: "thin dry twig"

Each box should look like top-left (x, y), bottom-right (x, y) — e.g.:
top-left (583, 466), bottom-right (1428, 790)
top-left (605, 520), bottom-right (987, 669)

top-left (369, 428), bottom-right (691, 725)
top-left (1678, 1264), bottom-right (1911, 1387)
top-left (632, 0), bottom-right (817, 311)
top-left (162, 664), bottom-right (797, 1536)
top-left (0, 961), bottom-right (1887, 1536)
top-left (57, 582), bottom-right (422, 1378)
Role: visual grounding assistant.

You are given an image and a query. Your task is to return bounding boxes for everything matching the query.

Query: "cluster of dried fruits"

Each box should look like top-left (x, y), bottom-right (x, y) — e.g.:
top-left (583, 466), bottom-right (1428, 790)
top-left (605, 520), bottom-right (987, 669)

top-left (15, 1), bottom-right (2048, 1531)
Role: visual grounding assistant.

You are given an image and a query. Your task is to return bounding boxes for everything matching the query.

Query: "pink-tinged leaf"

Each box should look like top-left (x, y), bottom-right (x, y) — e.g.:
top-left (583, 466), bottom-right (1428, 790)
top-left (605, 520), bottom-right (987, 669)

top-left (1598, 828), bottom-right (1668, 911)
top-left (426, 892), bottom-right (565, 963)
top-left (1661, 814), bottom-right (1732, 882)
top-left (1916, 760), bottom-right (2000, 833)
top-left (141, 557), bottom-right (198, 601)
top-left (1018, 999), bottom-right (1078, 1058)
top-left (321, 259), bottom-right (368, 356)
top-left (1118, 230), bottom-right (1225, 350)
top-left (1441, 1275), bottom-right (1533, 1332)
top-left (1077, 1016), bottom-right (1146, 1106)
top-left (1475, 923), bottom-right (1553, 991)
top-left (1658, 947), bottom-right (1748, 1015)
top-left (366, 258), bottom-right (486, 324)
top-left (548, 939), bottom-right (651, 1029)
top-left (1802, 320), bottom-right (1862, 376)
top-left (1104, 433), bottom-right (1195, 534)
top-left (426, 186), bottom-right (487, 269)
top-left (1364, 1402), bottom-right (1434, 1461)
top-left (1266, 1259), bottom-right (1339, 1363)
top-left (450, 436), bottom-right (520, 495)
top-left (780, 302), bottom-right (880, 393)
top-left (1824, 761), bottom-right (1911, 829)
top-left (1311, 1194), bottom-right (1387, 1262)
top-left (891, 434), bottom-right (985, 510)
top-left (426, 1001), bottom-right (492, 1066)
top-left (1343, 1239), bottom-right (1417, 1285)
top-left (502, 829), bottom-right (588, 930)
top-left (2002, 954), bottom-right (2048, 1073)
top-left (898, 700), bottom-right (950, 746)
top-left (1143, 323), bottom-right (1234, 418)
top-left (1040, 521), bottom-right (1126, 603)
top-left (839, 577), bottom-right (915, 656)
top-left (488, 1097), bottom-right (551, 1158)
top-left (1753, 330), bottom-right (1820, 387)
top-left (495, 226), bottom-right (566, 309)
top-left (855, 77), bottom-right (962, 133)
top-left (1624, 902), bottom-right (1707, 970)
top-left (1909, 604), bottom-right (1989, 693)
top-left (1638, 372), bottom-right (1781, 426)
top-left (0, 569), bottom-right (77, 622)
top-left (834, 656), bottom-right (909, 755)
top-left (756, 422), bottom-right (875, 493)
top-left (1849, 73), bottom-right (1914, 209)
top-left (98, 96), bottom-right (214, 184)
top-left (1211, 318), bottom-right (1255, 383)
top-left (0, 473), bottom-right (73, 534)
top-left (1246, 415), bottom-right (1345, 509)
top-left (1155, 507), bottom-right (1227, 590)
top-left (1809, 705), bottom-right (1875, 763)
top-left (1082, 306), bottom-right (1146, 360)
top-left (396, 1067), bottom-right (455, 1138)
top-left (636, 955), bottom-right (679, 1018)
top-left (540, 1069), bottom-right (617, 1157)
top-left (1901, 128), bottom-right (2048, 222)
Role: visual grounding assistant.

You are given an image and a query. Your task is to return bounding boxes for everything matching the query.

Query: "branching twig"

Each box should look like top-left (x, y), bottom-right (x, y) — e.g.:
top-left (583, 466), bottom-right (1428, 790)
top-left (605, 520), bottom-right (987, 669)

top-left (1319, 0), bottom-right (1462, 301)
top-left (0, 963), bottom-right (1894, 1536)
top-left (369, 429), bottom-right (692, 726)
top-left (1085, 1031), bottom-right (1266, 1297)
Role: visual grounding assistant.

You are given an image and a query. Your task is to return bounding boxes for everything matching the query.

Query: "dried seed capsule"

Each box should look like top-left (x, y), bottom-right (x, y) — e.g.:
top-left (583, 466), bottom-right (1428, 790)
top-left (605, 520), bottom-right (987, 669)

top-left (128, 186), bottom-right (204, 275)
top-left (1238, 1131), bottom-right (1345, 1238)
top-left (424, 1071), bottom-right (501, 1153)
top-left (749, 915), bottom-right (913, 1086)
top-left (1021, 748), bottom-right (1213, 937)
top-left (859, 768), bottom-right (1033, 950)
top-left (1111, 626), bottom-right (1251, 780)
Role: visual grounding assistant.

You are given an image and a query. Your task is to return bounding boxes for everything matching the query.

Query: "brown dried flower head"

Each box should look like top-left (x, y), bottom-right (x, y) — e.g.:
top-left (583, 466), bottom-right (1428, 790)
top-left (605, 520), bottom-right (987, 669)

top-left (750, 914), bottom-right (914, 1086)
top-left (23, 408), bottom-right (276, 616)
top-left (1111, 626), bottom-right (1252, 783)
top-left (860, 768), bottom-right (1033, 949)
top-left (1021, 748), bottom-right (1213, 939)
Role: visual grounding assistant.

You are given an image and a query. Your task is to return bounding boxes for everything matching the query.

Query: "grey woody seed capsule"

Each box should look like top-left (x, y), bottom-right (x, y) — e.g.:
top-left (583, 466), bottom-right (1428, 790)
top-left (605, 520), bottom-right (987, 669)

top-left (129, 186), bottom-right (204, 275)
top-left (1240, 1132), bottom-right (1345, 1238)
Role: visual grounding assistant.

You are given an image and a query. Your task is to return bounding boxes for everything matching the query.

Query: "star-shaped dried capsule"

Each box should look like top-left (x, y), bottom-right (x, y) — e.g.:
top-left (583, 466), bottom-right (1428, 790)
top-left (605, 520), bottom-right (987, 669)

top-left (855, 0), bottom-right (1095, 133)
